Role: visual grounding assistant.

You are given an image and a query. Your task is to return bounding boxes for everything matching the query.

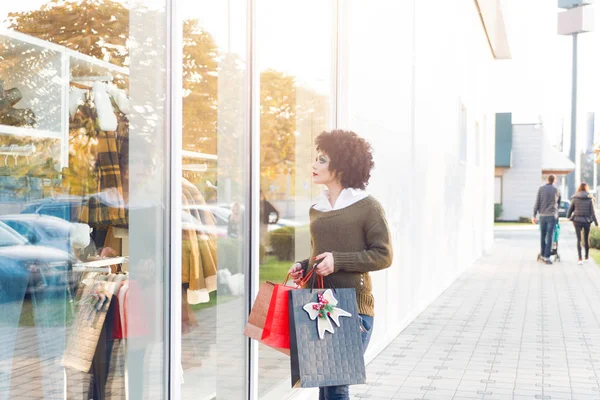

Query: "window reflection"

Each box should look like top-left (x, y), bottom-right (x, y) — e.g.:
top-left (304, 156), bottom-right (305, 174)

top-left (178, 1), bottom-right (248, 399)
top-left (256, 0), bottom-right (334, 397)
top-left (0, 1), bottom-right (168, 399)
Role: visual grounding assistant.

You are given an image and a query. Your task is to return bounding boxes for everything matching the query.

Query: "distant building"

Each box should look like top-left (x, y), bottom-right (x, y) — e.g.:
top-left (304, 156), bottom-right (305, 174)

top-left (495, 113), bottom-right (575, 221)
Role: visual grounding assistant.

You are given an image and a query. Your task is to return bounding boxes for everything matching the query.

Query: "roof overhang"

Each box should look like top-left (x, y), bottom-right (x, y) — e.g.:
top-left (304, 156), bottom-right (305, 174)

top-left (474, 0), bottom-right (512, 59)
top-left (542, 169), bottom-right (575, 176)
top-left (542, 139), bottom-right (576, 174)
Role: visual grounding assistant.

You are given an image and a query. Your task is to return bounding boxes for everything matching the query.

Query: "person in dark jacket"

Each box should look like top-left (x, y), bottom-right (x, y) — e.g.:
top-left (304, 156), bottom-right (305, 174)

top-left (259, 190), bottom-right (279, 263)
top-left (567, 182), bottom-right (599, 264)
top-left (533, 175), bottom-right (561, 264)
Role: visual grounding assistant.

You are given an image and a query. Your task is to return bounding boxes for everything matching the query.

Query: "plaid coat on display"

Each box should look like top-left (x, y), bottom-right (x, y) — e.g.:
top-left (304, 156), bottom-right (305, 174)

top-left (79, 98), bottom-right (129, 228)
top-left (79, 128), bottom-right (128, 227)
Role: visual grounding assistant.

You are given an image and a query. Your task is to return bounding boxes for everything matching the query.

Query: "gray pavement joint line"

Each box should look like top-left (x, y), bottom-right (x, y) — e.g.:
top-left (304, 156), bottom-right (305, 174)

top-left (452, 255), bottom-right (502, 399)
top-left (388, 266), bottom-right (484, 400)
top-left (388, 289), bottom-right (466, 400)
top-left (509, 242), bottom-right (541, 398)
top-left (540, 263), bottom-right (547, 396)
top-left (449, 259), bottom-right (507, 399)
top-left (566, 261), bottom-right (600, 384)
top-left (484, 264), bottom-right (523, 396)
top-left (552, 260), bottom-right (574, 397)
top-left (577, 255), bottom-right (600, 332)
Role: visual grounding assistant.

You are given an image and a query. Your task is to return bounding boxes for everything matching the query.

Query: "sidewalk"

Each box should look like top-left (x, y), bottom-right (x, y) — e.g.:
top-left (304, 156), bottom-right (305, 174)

top-left (351, 224), bottom-right (600, 400)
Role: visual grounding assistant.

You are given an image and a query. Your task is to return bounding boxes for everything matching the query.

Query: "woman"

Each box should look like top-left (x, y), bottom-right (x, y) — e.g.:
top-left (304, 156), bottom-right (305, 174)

top-left (288, 130), bottom-right (393, 400)
top-left (567, 182), bottom-right (598, 264)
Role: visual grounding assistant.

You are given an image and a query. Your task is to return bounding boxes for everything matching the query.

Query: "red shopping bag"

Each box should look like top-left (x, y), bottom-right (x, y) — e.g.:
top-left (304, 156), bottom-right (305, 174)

top-left (244, 281), bottom-right (290, 355)
top-left (261, 283), bottom-right (295, 349)
top-left (261, 269), bottom-right (319, 350)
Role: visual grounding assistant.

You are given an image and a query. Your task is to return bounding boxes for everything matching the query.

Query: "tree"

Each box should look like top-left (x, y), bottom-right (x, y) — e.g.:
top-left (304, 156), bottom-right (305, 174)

top-left (7, 1), bottom-right (223, 195)
top-left (182, 19), bottom-right (219, 156)
top-left (6, 1), bottom-right (328, 204)
top-left (259, 69), bottom-right (297, 183)
top-left (7, 0), bottom-right (129, 67)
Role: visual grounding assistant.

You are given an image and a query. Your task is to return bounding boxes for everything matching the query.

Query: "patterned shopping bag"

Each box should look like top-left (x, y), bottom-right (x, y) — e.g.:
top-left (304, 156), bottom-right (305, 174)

top-left (288, 288), bottom-right (366, 388)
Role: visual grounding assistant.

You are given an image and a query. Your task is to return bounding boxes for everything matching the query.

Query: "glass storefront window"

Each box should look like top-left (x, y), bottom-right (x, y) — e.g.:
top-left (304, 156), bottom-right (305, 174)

top-left (177, 1), bottom-right (249, 399)
top-left (256, 1), bottom-right (335, 398)
top-left (0, 1), bottom-right (169, 399)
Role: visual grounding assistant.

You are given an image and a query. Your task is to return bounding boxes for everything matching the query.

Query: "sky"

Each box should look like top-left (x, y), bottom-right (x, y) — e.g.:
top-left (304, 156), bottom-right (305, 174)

top-left (2, 0), bottom-right (599, 149)
top-left (494, 0), bottom-right (599, 150)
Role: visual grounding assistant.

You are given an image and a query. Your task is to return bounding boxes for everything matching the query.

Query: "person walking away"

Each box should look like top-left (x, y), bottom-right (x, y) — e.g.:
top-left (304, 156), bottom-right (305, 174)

top-left (567, 182), bottom-right (598, 265)
top-left (533, 175), bottom-right (561, 264)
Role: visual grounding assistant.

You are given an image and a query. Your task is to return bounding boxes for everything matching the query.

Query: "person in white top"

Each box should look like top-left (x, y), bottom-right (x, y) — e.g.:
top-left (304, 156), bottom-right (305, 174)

top-left (312, 187), bottom-right (369, 212)
top-left (288, 130), bottom-right (393, 400)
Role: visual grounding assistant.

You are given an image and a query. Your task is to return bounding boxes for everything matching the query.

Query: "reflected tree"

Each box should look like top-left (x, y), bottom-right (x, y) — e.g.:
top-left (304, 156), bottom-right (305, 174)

top-left (5, 1), bottom-right (327, 203)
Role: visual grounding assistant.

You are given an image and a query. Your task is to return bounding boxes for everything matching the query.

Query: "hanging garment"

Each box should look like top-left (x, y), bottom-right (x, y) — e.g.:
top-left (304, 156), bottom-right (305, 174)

top-left (182, 187), bottom-right (207, 304)
top-left (69, 87), bottom-right (88, 119)
top-left (181, 179), bottom-right (218, 304)
top-left (106, 84), bottom-right (131, 115)
top-left (198, 233), bottom-right (217, 292)
top-left (118, 281), bottom-right (128, 338)
top-left (93, 82), bottom-right (118, 132)
top-left (125, 279), bottom-right (152, 339)
top-left (71, 87), bottom-right (129, 228)
top-left (113, 100), bottom-right (129, 202)
top-left (181, 284), bottom-right (199, 335)
top-left (68, 91), bottom-right (99, 200)
top-left (79, 129), bottom-right (128, 227)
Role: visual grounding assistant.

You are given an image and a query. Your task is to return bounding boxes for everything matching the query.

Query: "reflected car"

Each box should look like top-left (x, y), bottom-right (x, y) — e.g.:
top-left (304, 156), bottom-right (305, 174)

top-left (0, 221), bottom-right (75, 297)
top-left (0, 214), bottom-right (73, 255)
top-left (20, 196), bottom-right (86, 222)
top-left (558, 200), bottom-right (570, 218)
top-left (199, 203), bottom-right (307, 232)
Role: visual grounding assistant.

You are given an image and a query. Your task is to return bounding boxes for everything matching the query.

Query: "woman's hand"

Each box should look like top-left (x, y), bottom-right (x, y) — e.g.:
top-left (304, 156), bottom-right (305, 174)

top-left (314, 252), bottom-right (335, 276)
top-left (288, 263), bottom-right (304, 286)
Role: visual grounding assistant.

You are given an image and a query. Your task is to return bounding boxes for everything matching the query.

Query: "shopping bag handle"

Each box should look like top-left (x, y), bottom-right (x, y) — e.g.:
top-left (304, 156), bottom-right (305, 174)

top-left (306, 268), bottom-right (327, 292)
top-left (282, 267), bottom-right (327, 290)
top-left (282, 267), bottom-right (319, 288)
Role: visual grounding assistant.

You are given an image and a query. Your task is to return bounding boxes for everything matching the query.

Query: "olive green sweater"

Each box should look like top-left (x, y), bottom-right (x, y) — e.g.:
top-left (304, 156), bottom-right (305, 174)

top-left (300, 196), bottom-right (393, 317)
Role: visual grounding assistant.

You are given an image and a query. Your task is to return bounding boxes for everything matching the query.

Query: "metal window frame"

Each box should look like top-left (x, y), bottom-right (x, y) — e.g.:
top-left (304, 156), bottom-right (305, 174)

top-left (247, 0), bottom-right (260, 398)
top-left (334, 0), bottom-right (342, 128)
top-left (167, 0), bottom-right (183, 398)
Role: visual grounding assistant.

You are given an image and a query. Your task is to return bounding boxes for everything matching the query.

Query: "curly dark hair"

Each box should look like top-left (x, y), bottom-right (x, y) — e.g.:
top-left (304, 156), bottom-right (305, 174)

top-left (315, 130), bottom-right (374, 190)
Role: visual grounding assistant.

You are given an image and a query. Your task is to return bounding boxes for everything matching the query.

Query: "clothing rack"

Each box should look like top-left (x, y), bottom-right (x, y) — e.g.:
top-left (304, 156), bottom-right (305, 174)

top-left (182, 163), bottom-right (208, 172)
top-left (69, 75), bottom-right (114, 90)
top-left (182, 150), bottom-right (218, 161)
top-left (71, 74), bottom-right (114, 83)
top-left (0, 144), bottom-right (36, 165)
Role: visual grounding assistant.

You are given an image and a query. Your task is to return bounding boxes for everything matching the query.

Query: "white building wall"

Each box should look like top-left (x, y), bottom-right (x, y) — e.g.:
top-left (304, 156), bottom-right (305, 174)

top-left (501, 124), bottom-right (543, 221)
top-left (336, 0), bottom-right (499, 362)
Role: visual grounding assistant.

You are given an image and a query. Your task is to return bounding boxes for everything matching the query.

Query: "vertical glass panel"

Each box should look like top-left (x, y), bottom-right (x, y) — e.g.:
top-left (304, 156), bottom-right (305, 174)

top-left (256, 1), bottom-right (335, 398)
top-left (177, 1), bottom-right (249, 399)
top-left (0, 1), bottom-right (168, 399)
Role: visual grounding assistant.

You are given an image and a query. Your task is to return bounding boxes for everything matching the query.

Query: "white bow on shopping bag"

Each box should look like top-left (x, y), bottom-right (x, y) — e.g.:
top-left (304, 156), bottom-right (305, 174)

top-left (302, 289), bottom-right (352, 339)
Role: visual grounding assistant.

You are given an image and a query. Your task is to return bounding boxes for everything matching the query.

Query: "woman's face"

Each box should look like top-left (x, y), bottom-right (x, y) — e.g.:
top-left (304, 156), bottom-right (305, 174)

top-left (312, 151), bottom-right (338, 186)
